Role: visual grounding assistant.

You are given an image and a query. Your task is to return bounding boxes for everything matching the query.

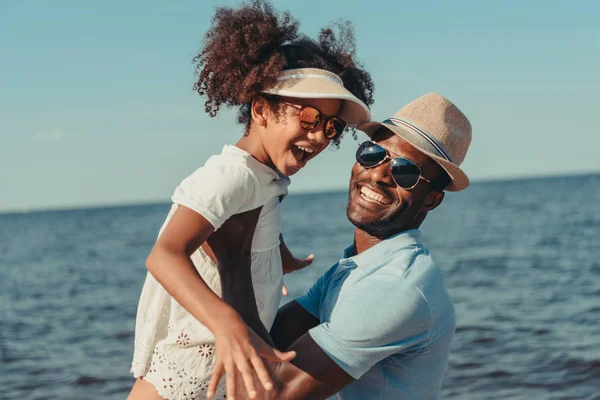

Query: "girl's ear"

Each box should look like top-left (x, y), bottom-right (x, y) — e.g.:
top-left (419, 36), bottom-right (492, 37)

top-left (251, 96), bottom-right (270, 128)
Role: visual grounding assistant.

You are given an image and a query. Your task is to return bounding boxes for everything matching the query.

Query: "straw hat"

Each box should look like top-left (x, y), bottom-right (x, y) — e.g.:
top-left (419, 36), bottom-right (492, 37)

top-left (261, 68), bottom-right (371, 126)
top-left (359, 92), bottom-right (472, 191)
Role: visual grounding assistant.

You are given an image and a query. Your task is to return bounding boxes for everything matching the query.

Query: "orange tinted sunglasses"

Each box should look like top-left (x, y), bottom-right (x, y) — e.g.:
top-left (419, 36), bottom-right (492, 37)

top-left (281, 101), bottom-right (347, 139)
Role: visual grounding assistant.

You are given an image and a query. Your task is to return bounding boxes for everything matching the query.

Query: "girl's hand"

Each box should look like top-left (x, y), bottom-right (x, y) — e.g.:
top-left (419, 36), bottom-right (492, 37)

top-left (281, 253), bottom-right (314, 296)
top-left (207, 312), bottom-right (296, 400)
top-left (280, 234), bottom-right (314, 275)
top-left (282, 253), bottom-right (314, 275)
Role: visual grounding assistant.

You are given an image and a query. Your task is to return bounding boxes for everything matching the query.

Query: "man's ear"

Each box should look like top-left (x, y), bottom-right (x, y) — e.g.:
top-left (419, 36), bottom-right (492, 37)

top-left (423, 190), bottom-right (445, 212)
top-left (251, 96), bottom-right (270, 128)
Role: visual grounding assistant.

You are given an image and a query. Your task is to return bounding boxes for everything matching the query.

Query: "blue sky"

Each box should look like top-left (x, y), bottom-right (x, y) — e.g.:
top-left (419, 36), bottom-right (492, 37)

top-left (1, 0), bottom-right (599, 212)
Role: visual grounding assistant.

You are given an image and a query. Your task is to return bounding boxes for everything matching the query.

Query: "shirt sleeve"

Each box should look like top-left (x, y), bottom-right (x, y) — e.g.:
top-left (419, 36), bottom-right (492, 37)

top-left (307, 280), bottom-right (432, 379)
top-left (171, 159), bottom-right (256, 231)
top-left (295, 263), bottom-right (338, 319)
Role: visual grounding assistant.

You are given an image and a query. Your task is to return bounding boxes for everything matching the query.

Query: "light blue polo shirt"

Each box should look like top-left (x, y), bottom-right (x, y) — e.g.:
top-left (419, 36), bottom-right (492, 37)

top-left (296, 229), bottom-right (455, 400)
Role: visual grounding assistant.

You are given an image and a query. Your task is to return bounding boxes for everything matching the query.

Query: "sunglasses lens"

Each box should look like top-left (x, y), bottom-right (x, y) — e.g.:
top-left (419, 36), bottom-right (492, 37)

top-left (356, 141), bottom-right (387, 167)
top-left (299, 107), bottom-right (320, 130)
top-left (325, 118), bottom-right (347, 139)
top-left (390, 158), bottom-right (421, 188)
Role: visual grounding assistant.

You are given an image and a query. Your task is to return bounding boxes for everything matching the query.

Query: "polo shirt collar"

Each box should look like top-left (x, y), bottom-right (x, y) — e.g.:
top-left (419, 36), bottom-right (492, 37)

top-left (342, 229), bottom-right (423, 268)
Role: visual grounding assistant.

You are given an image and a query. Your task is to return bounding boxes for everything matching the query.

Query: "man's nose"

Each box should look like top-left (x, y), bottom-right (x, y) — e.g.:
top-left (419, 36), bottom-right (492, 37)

top-left (366, 161), bottom-right (395, 187)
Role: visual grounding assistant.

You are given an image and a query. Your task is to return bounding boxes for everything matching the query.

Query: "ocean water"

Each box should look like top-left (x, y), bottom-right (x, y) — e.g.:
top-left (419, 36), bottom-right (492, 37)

top-left (1, 174), bottom-right (600, 400)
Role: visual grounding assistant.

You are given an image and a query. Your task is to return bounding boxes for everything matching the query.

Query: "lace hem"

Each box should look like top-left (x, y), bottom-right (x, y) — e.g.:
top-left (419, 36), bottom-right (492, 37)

top-left (131, 366), bottom-right (226, 400)
top-left (131, 341), bottom-right (226, 400)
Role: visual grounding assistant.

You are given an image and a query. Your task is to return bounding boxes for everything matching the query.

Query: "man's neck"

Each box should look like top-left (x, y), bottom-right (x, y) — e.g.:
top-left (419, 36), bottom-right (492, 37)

top-left (353, 212), bottom-right (427, 255)
top-left (353, 226), bottom-right (422, 255)
top-left (353, 228), bottom-right (385, 255)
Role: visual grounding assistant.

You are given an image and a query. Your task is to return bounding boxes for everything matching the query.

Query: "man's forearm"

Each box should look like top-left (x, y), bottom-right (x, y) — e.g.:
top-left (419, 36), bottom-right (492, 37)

top-left (270, 300), bottom-right (319, 350)
top-left (233, 360), bottom-right (322, 400)
top-left (234, 333), bottom-right (354, 400)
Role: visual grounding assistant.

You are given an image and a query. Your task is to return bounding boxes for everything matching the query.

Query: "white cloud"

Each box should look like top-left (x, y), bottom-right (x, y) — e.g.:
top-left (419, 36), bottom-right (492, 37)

top-left (32, 130), bottom-right (64, 141)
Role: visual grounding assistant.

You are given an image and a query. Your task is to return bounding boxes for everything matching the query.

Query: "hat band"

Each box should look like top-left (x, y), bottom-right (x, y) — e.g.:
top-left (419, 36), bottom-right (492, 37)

top-left (383, 117), bottom-right (454, 163)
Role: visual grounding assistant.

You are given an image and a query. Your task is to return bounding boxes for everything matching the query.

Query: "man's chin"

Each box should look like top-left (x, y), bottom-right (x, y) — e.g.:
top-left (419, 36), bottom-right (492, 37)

top-left (346, 195), bottom-right (408, 238)
top-left (347, 207), bottom-right (392, 238)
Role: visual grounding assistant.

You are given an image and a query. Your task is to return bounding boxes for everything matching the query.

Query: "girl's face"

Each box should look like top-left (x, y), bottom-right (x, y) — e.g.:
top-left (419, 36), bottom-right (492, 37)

top-left (259, 96), bottom-right (343, 176)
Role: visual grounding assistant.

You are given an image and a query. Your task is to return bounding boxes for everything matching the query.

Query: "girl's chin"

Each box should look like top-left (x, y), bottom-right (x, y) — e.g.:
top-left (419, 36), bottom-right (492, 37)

top-left (275, 156), bottom-right (307, 176)
top-left (278, 164), bottom-right (302, 177)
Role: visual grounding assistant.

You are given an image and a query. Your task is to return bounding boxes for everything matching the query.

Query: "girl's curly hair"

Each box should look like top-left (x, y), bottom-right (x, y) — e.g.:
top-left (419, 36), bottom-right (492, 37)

top-left (193, 0), bottom-right (374, 146)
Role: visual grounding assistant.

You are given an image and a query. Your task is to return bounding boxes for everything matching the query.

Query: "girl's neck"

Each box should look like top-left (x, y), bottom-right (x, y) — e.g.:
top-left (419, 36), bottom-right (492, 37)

top-left (235, 128), bottom-right (275, 170)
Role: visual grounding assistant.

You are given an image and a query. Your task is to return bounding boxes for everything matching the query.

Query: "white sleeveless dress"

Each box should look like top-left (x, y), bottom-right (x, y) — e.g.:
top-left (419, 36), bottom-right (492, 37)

top-left (130, 145), bottom-right (290, 400)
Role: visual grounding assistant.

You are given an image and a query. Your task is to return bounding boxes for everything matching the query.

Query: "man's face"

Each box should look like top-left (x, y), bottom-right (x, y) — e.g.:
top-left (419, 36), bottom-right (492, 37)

top-left (347, 127), bottom-right (446, 238)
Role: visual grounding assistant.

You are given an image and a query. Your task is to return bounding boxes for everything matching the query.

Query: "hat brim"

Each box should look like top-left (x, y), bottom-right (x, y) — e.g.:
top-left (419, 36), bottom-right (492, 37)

top-left (358, 121), bottom-right (469, 192)
top-left (261, 80), bottom-right (371, 126)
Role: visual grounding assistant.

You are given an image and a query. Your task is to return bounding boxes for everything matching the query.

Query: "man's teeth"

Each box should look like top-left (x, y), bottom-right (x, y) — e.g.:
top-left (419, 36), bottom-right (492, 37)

top-left (296, 145), bottom-right (314, 154)
top-left (360, 186), bottom-right (390, 205)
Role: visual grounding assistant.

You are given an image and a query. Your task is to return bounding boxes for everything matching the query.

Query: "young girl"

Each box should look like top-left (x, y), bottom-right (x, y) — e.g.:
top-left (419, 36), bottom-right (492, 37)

top-left (128, 1), bottom-right (374, 399)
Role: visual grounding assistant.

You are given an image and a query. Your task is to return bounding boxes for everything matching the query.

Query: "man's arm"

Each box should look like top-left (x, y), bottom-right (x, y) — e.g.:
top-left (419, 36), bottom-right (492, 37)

top-left (254, 281), bottom-right (433, 400)
top-left (270, 300), bottom-right (319, 350)
top-left (234, 331), bottom-right (355, 400)
top-left (236, 301), bottom-right (353, 400)
top-left (272, 254), bottom-right (339, 349)
top-left (268, 333), bottom-right (355, 400)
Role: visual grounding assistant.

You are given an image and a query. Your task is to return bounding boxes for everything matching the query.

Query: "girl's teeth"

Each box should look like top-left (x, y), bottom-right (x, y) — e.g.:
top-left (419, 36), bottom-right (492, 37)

top-left (296, 145), bottom-right (313, 154)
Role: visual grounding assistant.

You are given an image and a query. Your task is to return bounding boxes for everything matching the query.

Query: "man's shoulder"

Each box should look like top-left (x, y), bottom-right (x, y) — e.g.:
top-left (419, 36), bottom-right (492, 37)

top-left (345, 246), bottom-right (452, 322)
top-left (341, 268), bottom-right (432, 322)
top-left (399, 249), bottom-right (455, 326)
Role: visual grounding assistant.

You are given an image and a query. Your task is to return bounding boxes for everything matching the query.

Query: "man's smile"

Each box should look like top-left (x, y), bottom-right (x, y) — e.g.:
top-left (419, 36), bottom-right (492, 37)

top-left (358, 184), bottom-right (392, 205)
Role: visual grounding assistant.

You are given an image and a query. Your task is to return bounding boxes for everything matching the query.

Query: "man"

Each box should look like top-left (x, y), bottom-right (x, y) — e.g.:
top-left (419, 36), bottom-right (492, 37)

top-left (240, 92), bottom-right (471, 399)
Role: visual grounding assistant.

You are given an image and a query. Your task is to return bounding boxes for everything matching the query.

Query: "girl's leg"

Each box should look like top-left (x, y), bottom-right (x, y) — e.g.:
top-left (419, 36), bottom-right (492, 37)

top-left (126, 378), bottom-right (165, 400)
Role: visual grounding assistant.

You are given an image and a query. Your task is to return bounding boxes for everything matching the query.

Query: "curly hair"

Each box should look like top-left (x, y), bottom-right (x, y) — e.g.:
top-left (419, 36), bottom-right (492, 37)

top-left (192, 0), bottom-right (374, 146)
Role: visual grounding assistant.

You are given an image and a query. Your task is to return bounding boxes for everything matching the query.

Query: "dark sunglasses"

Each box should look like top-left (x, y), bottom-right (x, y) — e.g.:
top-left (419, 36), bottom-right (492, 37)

top-left (282, 102), bottom-right (347, 139)
top-left (356, 141), bottom-right (434, 190)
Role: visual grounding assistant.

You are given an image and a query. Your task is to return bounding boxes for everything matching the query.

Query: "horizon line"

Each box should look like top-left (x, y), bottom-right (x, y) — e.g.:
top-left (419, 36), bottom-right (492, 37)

top-left (1, 170), bottom-right (598, 216)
